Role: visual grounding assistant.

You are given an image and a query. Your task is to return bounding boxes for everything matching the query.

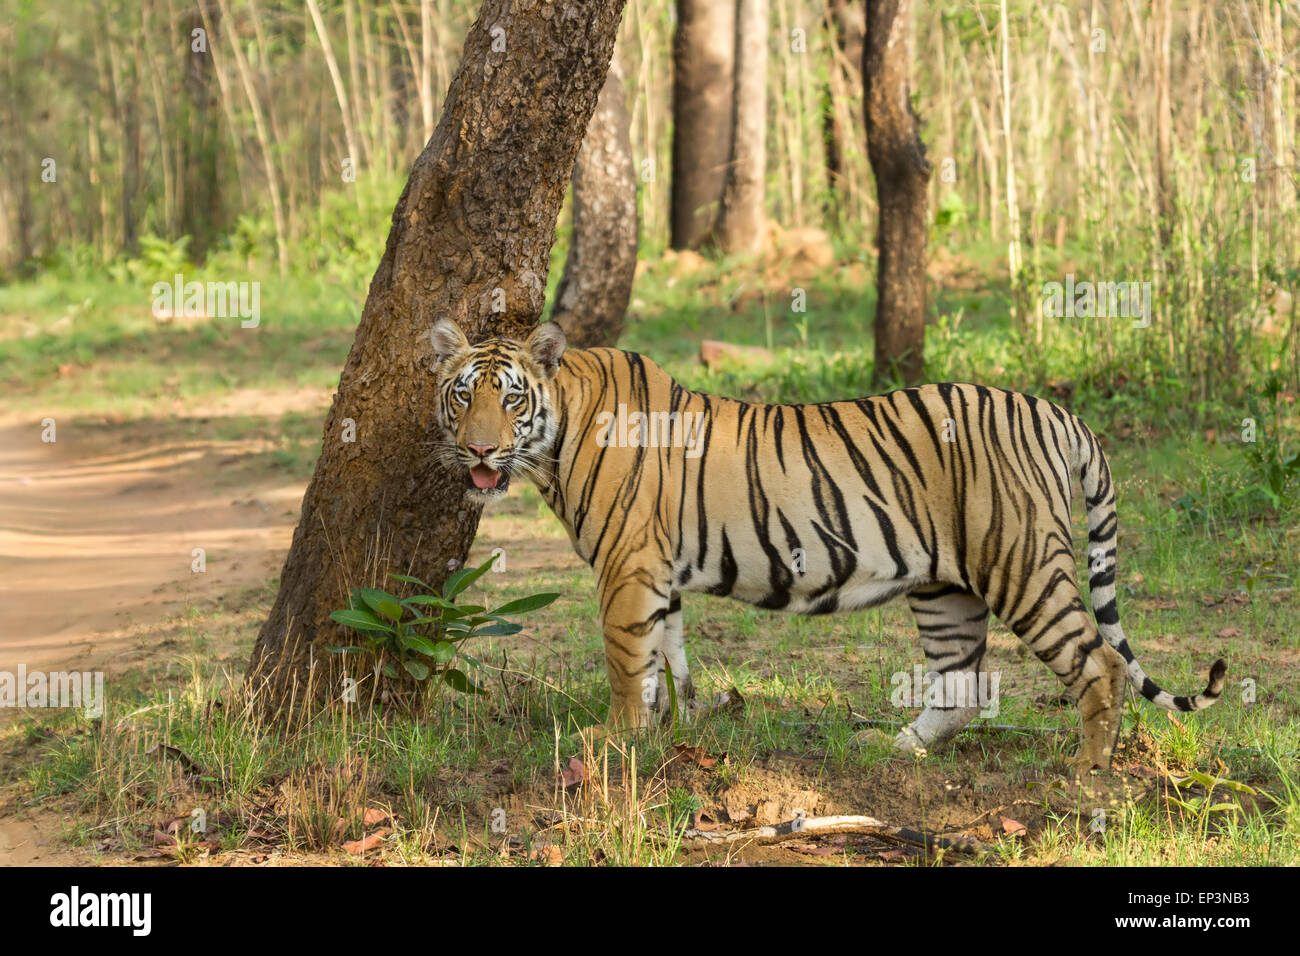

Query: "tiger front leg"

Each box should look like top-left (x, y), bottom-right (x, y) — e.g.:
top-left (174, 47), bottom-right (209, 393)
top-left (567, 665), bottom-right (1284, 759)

top-left (659, 592), bottom-right (696, 719)
top-left (600, 577), bottom-right (687, 732)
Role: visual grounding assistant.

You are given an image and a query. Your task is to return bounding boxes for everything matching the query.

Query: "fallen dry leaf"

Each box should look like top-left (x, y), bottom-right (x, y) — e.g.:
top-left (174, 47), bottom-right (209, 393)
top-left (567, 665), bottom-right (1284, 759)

top-left (561, 757), bottom-right (586, 791)
top-left (669, 743), bottom-right (720, 768)
top-left (360, 807), bottom-right (391, 826)
top-left (788, 843), bottom-right (837, 857)
top-left (691, 810), bottom-right (721, 832)
top-left (1216, 627), bottom-right (1242, 638)
top-left (711, 687), bottom-right (746, 716)
top-left (157, 840), bottom-right (217, 857)
top-left (528, 845), bottom-right (564, 865)
top-left (999, 816), bottom-right (1027, 837)
top-left (342, 829), bottom-right (389, 855)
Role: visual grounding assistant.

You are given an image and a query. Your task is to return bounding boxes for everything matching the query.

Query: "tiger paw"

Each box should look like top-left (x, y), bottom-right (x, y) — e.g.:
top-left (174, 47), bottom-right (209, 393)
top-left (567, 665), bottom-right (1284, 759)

top-left (891, 725), bottom-right (929, 757)
top-left (850, 727), bottom-right (928, 758)
top-left (850, 728), bottom-right (896, 750)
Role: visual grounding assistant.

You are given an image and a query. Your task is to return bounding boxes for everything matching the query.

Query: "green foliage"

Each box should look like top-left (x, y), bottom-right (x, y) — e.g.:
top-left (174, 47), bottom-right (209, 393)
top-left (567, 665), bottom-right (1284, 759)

top-left (1173, 376), bottom-right (1300, 524)
top-left (933, 191), bottom-right (968, 233)
top-left (105, 234), bottom-right (194, 284)
top-left (1239, 379), bottom-right (1300, 511)
top-left (327, 556), bottom-right (558, 695)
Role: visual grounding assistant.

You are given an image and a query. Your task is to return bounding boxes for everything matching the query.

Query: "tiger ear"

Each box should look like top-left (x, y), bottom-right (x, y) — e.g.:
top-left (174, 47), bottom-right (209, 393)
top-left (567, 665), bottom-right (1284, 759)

top-left (526, 322), bottom-right (566, 378)
top-left (430, 318), bottom-right (469, 368)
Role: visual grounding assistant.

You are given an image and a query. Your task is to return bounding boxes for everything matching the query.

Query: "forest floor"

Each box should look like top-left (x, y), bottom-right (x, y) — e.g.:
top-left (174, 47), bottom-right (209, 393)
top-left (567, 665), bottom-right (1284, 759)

top-left (1, 246), bottom-right (1297, 867)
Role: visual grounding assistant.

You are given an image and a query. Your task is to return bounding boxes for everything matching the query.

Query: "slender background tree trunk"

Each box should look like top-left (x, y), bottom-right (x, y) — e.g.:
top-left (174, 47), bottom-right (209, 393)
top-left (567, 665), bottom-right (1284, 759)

top-left (823, 0), bottom-right (864, 222)
top-left (719, 0), bottom-right (769, 255)
top-left (670, 0), bottom-right (735, 250)
top-left (1154, 0), bottom-right (1176, 251)
top-left (864, 0), bottom-right (930, 387)
top-left (249, 0), bottom-right (627, 703)
top-left (551, 49), bottom-right (639, 349)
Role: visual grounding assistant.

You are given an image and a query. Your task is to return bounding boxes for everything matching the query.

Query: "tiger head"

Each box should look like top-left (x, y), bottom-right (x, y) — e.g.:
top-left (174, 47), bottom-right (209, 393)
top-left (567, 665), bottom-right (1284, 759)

top-left (429, 318), bottom-right (567, 502)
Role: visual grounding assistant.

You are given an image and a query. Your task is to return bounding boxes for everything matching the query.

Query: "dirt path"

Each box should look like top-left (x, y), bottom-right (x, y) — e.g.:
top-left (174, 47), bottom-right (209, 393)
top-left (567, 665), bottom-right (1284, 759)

top-left (0, 389), bottom-right (326, 676)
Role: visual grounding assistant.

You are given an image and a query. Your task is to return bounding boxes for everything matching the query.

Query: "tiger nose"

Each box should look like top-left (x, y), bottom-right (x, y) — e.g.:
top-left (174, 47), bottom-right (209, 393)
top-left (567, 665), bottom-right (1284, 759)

top-left (467, 443), bottom-right (497, 458)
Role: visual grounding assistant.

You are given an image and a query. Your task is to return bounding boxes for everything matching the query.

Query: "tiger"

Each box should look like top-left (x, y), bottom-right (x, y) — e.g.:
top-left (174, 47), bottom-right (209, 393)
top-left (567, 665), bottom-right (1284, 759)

top-left (429, 318), bottom-right (1227, 773)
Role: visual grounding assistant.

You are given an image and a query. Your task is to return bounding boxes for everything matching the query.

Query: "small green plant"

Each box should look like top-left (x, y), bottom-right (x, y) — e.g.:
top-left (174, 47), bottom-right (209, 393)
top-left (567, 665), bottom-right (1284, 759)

top-left (1239, 378), bottom-right (1300, 512)
top-left (1165, 769), bottom-right (1258, 842)
top-left (327, 556), bottom-right (558, 695)
top-left (105, 233), bottom-right (194, 283)
top-left (1173, 377), bottom-right (1299, 523)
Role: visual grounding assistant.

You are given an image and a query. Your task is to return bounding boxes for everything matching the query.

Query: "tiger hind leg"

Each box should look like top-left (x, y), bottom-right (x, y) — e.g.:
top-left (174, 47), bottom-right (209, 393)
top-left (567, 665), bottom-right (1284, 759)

top-left (997, 565), bottom-right (1127, 775)
top-left (892, 585), bottom-right (992, 754)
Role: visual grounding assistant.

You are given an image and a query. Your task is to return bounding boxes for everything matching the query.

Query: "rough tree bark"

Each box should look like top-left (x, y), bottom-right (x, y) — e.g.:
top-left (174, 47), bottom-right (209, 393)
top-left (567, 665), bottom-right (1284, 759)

top-left (864, 0), bottom-right (930, 387)
top-left (550, 49), bottom-right (638, 349)
top-left (670, 0), bottom-right (735, 250)
top-left (249, 0), bottom-right (627, 703)
top-left (719, 0), bottom-right (769, 255)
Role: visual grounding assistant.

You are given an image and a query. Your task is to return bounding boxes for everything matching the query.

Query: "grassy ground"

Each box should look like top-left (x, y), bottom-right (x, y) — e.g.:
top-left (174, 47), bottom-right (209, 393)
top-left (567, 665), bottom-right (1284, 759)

top-left (1, 237), bottom-right (1297, 866)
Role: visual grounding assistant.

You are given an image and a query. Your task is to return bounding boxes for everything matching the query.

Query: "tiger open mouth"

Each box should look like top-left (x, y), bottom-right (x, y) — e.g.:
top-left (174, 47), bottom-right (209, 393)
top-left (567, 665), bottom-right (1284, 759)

top-left (467, 463), bottom-right (510, 496)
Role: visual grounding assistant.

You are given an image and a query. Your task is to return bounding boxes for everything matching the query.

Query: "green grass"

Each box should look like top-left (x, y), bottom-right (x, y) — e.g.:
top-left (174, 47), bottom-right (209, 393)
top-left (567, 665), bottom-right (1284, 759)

top-left (2, 232), bottom-right (1297, 866)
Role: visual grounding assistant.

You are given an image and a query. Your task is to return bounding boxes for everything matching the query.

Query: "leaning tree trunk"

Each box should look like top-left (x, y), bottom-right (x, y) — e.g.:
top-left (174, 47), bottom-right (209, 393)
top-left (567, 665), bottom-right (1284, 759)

top-left (249, 0), bottom-right (627, 704)
top-left (864, 0), bottom-right (930, 387)
top-left (670, 0), bottom-right (735, 250)
top-left (719, 0), bottom-right (769, 255)
top-left (550, 49), bottom-right (638, 349)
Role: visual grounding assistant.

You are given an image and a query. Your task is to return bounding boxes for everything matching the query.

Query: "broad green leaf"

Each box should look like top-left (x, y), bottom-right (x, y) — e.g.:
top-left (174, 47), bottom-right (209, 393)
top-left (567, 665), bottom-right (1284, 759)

top-left (355, 587), bottom-right (404, 622)
top-left (1216, 779), bottom-right (1258, 794)
top-left (402, 634), bottom-right (439, 657)
top-left (330, 608), bottom-right (393, 635)
top-left (389, 573), bottom-right (432, 589)
top-left (443, 668), bottom-right (486, 696)
top-left (381, 662), bottom-right (399, 679)
top-left (431, 640), bottom-right (456, 664)
top-left (403, 660), bottom-right (430, 680)
top-left (472, 620), bottom-right (523, 637)
top-left (442, 557), bottom-right (495, 599)
top-left (491, 593), bottom-right (560, 616)
top-left (1186, 769), bottom-right (1216, 788)
top-left (402, 594), bottom-right (456, 610)
top-left (439, 605), bottom-right (486, 622)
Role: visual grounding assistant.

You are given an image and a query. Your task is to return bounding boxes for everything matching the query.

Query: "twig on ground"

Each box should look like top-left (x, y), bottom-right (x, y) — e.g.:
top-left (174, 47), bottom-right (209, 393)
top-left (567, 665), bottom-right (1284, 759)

top-left (678, 813), bottom-right (993, 858)
top-left (846, 712), bottom-right (1066, 736)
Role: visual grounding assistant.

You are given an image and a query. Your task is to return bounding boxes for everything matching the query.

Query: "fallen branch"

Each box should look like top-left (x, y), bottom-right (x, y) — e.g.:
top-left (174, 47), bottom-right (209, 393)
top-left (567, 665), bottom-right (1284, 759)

top-left (847, 713), bottom-right (1066, 736)
top-left (679, 814), bottom-right (993, 858)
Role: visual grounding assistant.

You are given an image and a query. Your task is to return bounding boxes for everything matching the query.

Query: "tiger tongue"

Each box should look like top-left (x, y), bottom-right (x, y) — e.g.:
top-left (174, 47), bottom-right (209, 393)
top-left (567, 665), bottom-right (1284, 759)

top-left (470, 464), bottom-right (502, 489)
